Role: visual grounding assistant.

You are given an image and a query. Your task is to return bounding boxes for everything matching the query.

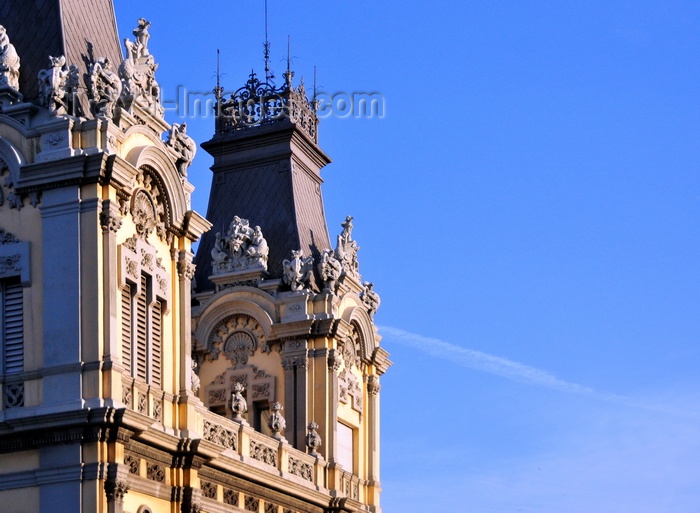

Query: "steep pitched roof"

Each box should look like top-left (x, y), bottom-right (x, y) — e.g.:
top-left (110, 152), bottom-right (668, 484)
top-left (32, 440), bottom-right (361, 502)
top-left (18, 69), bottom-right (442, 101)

top-left (0, 0), bottom-right (122, 102)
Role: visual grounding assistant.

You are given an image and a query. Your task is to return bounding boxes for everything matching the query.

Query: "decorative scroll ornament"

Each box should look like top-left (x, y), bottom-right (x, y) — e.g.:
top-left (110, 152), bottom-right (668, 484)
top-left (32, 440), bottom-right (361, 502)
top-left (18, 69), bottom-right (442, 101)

top-left (334, 216), bottom-right (360, 280)
top-left (37, 56), bottom-right (79, 116)
top-left (306, 421), bottom-right (322, 456)
top-left (216, 70), bottom-right (318, 143)
top-left (224, 331), bottom-right (257, 367)
top-left (318, 248), bottom-right (342, 293)
top-left (231, 382), bottom-right (248, 421)
top-left (268, 402), bottom-right (286, 439)
top-left (282, 249), bottom-right (313, 292)
top-left (130, 189), bottom-right (157, 237)
top-left (89, 57), bottom-right (122, 118)
top-left (165, 123), bottom-right (196, 176)
top-left (360, 281), bottom-right (380, 317)
top-left (211, 216), bottom-right (269, 274)
top-left (207, 314), bottom-right (266, 366)
top-left (0, 26), bottom-right (20, 90)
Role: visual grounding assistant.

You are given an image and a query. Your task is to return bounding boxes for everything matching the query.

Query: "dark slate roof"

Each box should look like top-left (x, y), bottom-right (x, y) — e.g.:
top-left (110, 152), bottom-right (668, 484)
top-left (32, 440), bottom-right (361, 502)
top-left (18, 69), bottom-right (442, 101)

top-left (0, 0), bottom-right (122, 104)
top-left (194, 123), bottom-right (333, 292)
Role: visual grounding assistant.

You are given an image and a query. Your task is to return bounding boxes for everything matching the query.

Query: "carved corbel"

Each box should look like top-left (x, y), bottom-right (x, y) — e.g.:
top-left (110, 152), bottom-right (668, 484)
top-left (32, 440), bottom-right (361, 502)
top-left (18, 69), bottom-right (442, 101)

top-left (177, 259), bottom-right (196, 281)
top-left (367, 375), bottom-right (381, 396)
top-left (105, 479), bottom-right (129, 503)
top-left (100, 199), bottom-right (123, 233)
top-left (328, 349), bottom-right (342, 372)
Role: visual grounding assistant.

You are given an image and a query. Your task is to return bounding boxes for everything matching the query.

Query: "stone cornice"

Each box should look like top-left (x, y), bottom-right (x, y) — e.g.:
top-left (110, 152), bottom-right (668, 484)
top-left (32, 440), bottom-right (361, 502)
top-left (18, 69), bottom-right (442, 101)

top-left (270, 319), bottom-right (315, 341)
top-left (15, 152), bottom-right (110, 193)
top-left (371, 347), bottom-right (392, 376)
top-left (181, 210), bottom-right (212, 242)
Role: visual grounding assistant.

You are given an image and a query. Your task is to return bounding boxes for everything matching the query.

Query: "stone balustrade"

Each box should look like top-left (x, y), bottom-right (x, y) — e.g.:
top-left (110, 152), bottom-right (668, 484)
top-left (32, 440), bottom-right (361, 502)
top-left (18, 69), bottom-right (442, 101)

top-left (197, 406), bottom-right (327, 491)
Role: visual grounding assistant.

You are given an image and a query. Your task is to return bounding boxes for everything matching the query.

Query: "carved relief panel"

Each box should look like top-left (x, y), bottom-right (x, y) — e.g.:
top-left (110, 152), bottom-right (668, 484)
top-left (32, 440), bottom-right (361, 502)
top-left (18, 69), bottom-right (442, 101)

top-left (337, 324), bottom-right (364, 414)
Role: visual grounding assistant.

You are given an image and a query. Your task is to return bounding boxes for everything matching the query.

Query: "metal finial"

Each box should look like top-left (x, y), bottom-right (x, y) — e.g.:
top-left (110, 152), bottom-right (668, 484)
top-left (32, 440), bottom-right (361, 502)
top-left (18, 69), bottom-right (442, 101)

top-left (284, 35), bottom-right (294, 88)
top-left (264, 0), bottom-right (272, 82)
top-left (213, 48), bottom-right (224, 100)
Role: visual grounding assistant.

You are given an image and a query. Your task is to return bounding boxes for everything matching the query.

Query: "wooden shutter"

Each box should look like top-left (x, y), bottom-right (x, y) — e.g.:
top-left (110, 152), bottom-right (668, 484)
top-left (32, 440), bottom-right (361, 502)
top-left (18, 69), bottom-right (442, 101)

top-left (135, 275), bottom-right (148, 381)
top-left (150, 300), bottom-right (162, 388)
top-left (3, 281), bottom-right (23, 375)
top-left (121, 285), bottom-right (133, 374)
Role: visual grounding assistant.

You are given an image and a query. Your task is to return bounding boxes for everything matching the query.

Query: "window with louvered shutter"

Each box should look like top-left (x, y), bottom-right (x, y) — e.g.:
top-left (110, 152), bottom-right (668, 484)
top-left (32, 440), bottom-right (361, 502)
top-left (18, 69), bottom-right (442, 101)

top-left (135, 274), bottom-right (148, 381)
top-left (151, 299), bottom-right (162, 388)
top-left (121, 285), bottom-right (133, 375)
top-left (3, 280), bottom-right (23, 375)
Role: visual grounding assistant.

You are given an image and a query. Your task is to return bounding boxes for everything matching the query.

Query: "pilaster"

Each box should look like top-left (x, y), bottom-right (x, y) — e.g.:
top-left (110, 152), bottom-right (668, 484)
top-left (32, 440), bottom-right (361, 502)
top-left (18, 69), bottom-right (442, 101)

top-left (39, 186), bottom-right (83, 410)
top-left (280, 339), bottom-right (309, 450)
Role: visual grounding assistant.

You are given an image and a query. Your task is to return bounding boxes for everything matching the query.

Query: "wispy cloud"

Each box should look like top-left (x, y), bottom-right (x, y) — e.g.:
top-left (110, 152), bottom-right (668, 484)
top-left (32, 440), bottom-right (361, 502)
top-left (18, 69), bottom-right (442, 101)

top-left (379, 325), bottom-right (597, 394)
top-left (379, 326), bottom-right (699, 419)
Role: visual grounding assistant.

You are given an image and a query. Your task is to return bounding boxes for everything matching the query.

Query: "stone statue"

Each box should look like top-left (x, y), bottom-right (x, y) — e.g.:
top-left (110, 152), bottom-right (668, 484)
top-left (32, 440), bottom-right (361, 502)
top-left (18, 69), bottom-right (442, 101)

top-left (246, 226), bottom-right (269, 267)
top-left (268, 402), bottom-right (286, 439)
top-left (65, 64), bottom-right (80, 112)
top-left (211, 216), bottom-right (269, 274)
top-left (166, 122), bottom-right (197, 176)
top-left (37, 55), bottom-right (73, 116)
top-left (0, 26), bottom-right (20, 90)
top-left (282, 249), bottom-right (313, 292)
top-left (120, 33), bottom-right (161, 116)
top-left (132, 18), bottom-right (151, 58)
top-left (361, 281), bottom-right (380, 317)
top-left (339, 215), bottom-right (353, 244)
top-left (89, 57), bottom-right (122, 118)
top-left (231, 382), bottom-right (247, 421)
top-left (334, 216), bottom-right (360, 279)
top-left (191, 358), bottom-right (201, 395)
top-left (306, 421), bottom-right (322, 456)
top-left (318, 248), bottom-right (342, 293)
top-left (211, 232), bottom-right (227, 268)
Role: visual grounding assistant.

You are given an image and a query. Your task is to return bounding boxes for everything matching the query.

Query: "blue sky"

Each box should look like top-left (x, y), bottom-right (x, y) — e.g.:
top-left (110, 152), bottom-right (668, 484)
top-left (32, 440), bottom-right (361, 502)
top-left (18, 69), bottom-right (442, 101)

top-left (114, 1), bottom-right (700, 511)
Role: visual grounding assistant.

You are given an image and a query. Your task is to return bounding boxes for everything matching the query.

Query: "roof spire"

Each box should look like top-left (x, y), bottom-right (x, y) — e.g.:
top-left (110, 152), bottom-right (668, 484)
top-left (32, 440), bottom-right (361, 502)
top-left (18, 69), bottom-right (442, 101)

top-left (264, 0), bottom-right (273, 82)
top-left (284, 35), bottom-right (294, 88)
top-left (214, 48), bottom-right (223, 100)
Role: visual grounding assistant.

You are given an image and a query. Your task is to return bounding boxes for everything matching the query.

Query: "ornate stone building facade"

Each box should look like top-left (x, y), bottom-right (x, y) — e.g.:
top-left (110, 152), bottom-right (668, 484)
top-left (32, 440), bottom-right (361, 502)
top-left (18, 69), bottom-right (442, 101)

top-left (0, 2), bottom-right (390, 513)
